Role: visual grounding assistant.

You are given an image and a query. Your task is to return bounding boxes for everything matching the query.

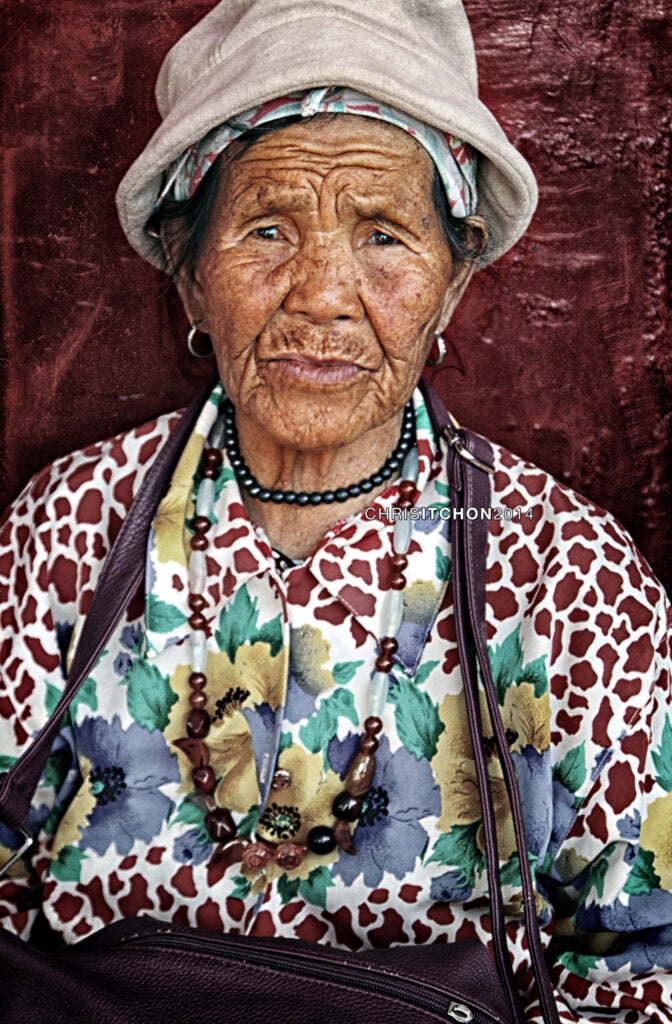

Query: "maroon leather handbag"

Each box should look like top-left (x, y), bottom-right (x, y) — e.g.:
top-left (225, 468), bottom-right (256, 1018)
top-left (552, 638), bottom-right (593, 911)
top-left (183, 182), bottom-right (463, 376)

top-left (0, 381), bottom-right (559, 1024)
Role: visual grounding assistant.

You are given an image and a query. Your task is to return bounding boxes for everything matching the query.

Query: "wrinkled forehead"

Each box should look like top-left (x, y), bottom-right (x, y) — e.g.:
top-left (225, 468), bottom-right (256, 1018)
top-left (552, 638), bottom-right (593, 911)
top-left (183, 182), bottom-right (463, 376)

top-left (216, 114), bottom-right (436, 207)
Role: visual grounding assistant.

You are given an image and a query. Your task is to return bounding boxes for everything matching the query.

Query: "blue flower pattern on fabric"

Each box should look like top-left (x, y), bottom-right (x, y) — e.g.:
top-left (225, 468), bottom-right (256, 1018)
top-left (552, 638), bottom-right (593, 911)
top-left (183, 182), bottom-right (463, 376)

top-left (77, 715), bottom-right (180, 855)
top-left (330, 734), bottom-right (440, 887)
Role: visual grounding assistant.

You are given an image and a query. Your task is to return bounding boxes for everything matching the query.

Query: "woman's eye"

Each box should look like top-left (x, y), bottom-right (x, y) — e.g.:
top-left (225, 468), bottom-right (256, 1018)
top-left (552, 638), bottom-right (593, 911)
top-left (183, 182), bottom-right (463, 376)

top-left (369, 230), bottom-right (398, 246)
top-left (252, 226), bottom-right (281, 241)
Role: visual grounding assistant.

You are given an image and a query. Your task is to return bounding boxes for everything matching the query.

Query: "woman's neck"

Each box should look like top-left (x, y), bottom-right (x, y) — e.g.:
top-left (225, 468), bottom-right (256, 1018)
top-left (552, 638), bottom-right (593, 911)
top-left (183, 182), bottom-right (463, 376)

top-left (234, 407), bottom-right (405, 559)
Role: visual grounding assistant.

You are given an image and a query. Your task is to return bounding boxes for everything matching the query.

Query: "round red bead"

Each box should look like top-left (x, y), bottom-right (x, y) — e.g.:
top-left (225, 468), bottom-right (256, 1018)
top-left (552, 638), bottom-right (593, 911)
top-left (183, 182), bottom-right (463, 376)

top-left (189, 691), bottom-right (207, 709)
top-left (193, 515), bottom-right (211, 535)
top-left (202, 466), bottom-right (217, 479)
top-left (242, 842), bottom-right (271, 870)
top-left (188, 594), bottom-right (206, 612)
top-left (390, 572), bottom-right (406, 591)
top-left (203, 448), bottom-right (223, 468)
top-left (186, 708), bottom-right (210, 739)
top-left (274, 843), bottom-right (304, 871)
top-left (189, 611), bottom-right (207, 631)
top-left (375, 653), bottom-right (394, 673)
top-left (189, 672), bottom-right (207, 690)
top-left (364, 716), bottom-right (383, 735)
top-left (360, 734), bottom-right (379, 754)
top-left (380, 637), bottom-right (398, 655)
top-left (397, 497), bottom-right (414, 511)
top-left (190, 534), bottom-right (208, 551)
top-left (391, 554), bottom-right (408, 571)
top-left (192, 765), bottom-right (216, 794)
top-left (399, 480), bottom-right (416, 499)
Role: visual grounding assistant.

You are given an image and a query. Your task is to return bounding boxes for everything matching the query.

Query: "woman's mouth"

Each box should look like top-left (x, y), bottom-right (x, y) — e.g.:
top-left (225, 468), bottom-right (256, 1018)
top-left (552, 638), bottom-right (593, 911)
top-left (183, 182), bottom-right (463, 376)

top-left (265, 355), bottom-right (363, 385)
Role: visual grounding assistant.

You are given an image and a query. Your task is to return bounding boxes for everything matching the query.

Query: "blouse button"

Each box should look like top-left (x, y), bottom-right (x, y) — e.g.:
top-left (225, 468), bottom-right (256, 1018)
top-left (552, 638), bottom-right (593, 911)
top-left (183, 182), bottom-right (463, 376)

top-left (271, 768), bottom-right (292, 790)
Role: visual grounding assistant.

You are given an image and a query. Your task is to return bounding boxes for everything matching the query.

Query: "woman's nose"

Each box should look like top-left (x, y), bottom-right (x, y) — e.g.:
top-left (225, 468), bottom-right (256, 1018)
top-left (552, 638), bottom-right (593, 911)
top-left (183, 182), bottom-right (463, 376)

top-left (282, 236), bottom-right (365, 323)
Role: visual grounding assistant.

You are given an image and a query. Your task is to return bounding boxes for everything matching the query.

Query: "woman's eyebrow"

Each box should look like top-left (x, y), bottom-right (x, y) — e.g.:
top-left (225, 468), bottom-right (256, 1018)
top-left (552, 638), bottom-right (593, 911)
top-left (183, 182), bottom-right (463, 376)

top-left (228, 180), bottom-right (315, 215)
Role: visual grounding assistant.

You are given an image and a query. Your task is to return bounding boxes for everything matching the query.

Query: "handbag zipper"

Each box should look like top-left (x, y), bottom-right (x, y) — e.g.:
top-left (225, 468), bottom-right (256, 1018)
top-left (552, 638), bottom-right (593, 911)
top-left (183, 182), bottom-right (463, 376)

top-left (116, 930), bottom-right (499, 1023)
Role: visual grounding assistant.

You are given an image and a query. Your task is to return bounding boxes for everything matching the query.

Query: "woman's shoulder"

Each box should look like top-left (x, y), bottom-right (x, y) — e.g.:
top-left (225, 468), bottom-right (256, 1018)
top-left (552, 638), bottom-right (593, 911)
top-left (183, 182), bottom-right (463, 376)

top-left (480, 433), bottom-right (670, 717)
top-left (1, 407), bottom-right (183, 540)
top-left (484, 435), bottom-right (657, 579)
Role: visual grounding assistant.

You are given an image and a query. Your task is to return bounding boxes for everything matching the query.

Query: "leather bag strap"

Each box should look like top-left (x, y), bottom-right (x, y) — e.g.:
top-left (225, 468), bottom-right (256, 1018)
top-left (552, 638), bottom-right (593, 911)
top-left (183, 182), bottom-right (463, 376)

top-left (0, 378), bottom-right (217, 833)
top-left (421, 379), bottom-right (560, 1024)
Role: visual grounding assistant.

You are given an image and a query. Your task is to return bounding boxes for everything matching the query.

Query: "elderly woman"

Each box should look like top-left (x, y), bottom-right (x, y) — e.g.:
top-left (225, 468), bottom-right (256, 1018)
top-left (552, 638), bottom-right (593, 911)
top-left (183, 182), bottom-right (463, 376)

top-left (1, 1), bottom-right (671, 1022)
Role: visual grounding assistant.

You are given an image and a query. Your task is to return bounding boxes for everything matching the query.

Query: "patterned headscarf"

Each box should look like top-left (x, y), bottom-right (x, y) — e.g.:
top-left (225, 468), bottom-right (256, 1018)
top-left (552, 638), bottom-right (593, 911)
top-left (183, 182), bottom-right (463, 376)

top-left (158, 87), bottom-right (478, 218)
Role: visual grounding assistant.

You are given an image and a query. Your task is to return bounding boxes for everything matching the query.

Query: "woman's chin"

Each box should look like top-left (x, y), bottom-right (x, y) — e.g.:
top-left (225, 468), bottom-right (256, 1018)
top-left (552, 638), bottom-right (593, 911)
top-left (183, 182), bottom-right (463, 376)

top-left (244, 392), bottom-right (374, 454)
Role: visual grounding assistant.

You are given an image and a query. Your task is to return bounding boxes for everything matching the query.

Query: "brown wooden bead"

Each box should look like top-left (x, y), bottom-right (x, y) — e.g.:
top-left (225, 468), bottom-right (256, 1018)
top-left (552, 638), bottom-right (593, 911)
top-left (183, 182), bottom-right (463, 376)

top-left (334, 819), bottom-right (356, 855)
top-left (203, 448), bottom-right (223, 468)
top-left (391, 554), bottom-right (408, 571)
top-left (188, 594), bottom-right (207, 612)
top-left (364, 716), bottom-right (383, 735)
top-left (189, 691), bottom-right (207, 709)
top-left (186, 708), bottom-right (210, 739)
top-left (190, 534), bottom-right (208, 551)
top-left (188, 611), bottom-right (207, 631)
top-left (344, 751), bottom-right (376, 796)
top-left (380, 637), bottom-right (398, 655)
top-left (188, 672), bottom-right (207, 691)
top-left (192, 765), bottom-right (216, 795)
top-left (192, 515), bottom-right (211, 534)
top-left (397, 497), bottom-right (414, 511)
top-left (399, 480), bottom-right (416, 499)
top-left (390, 572), bottom-right (407, 591)
top-left (359, 734), bottom-right (379, 754)
top-left (205, 808), bottom-right (236, 843)
top-left (375, 653), bottom-right (394, 673)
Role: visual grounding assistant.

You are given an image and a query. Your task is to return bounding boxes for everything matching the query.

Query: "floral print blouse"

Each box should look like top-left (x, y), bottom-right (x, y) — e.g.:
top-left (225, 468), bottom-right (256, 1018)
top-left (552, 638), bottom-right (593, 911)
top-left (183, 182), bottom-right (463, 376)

top-left (1, 382), bottom-right (671, 1024)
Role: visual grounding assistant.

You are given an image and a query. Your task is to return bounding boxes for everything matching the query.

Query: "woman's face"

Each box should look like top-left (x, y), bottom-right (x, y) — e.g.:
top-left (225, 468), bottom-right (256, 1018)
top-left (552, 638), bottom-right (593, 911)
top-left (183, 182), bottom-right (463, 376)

top-left (182, 115), bottom-right (468, 453)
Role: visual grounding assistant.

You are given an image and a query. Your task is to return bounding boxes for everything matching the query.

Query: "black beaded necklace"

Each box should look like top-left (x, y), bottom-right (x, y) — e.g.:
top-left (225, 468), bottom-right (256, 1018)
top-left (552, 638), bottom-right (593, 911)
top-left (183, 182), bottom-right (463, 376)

top-left (222, 397), bottom-right (415, 505)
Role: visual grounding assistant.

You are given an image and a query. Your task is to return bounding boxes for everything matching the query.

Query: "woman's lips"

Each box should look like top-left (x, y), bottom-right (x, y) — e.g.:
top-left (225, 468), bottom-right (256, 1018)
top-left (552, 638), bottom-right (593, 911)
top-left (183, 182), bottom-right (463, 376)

top-left (266, 355), bottom-right (363, 385)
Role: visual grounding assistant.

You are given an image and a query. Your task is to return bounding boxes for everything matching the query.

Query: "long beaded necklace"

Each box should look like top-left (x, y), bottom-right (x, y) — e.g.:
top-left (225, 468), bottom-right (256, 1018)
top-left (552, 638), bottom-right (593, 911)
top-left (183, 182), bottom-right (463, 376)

top-left (175, 399), bottom-right (420, 871)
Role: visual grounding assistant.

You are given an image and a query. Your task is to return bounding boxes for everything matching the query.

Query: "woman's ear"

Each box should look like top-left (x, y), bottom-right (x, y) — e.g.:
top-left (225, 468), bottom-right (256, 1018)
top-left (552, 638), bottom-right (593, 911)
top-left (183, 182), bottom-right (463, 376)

top-left (175, 271), bottom-right (208, 332)
top-left (438, 215), bottom-right (487, 331)
top-left (162, 225), bottom-right (208, 331)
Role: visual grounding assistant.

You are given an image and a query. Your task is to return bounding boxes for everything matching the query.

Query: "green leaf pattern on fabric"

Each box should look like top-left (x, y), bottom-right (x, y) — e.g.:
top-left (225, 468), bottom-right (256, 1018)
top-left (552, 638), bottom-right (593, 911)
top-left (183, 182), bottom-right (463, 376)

top-left (579, 843), bottom-right (617, 903)
top-left (126, 659), bottom-right (178, 731)
top-left (332, 661), bottom-right (364, 686)
top-left (146, 593), bottom-right (188, 634)
top-left (389, 672), bottom-right (444, 760)
top-left (425, 822), bottom-right (485, 889)
top-left (488, 626), bottom-right (549, 703)
top-left (49, 845), bottom-right (87, 883)
top-left (299, 688), bottom-right (359, 762)
top-left (215, 585), bottom-right (282, 661)
top-left (435, 548), bottom-right (451, 583)
top-left (553, 742), bottom-right (587, 794)
top-left (624, 848), bottom-right (661, 896)
top-left (652, 716), bottom-right (672, 792)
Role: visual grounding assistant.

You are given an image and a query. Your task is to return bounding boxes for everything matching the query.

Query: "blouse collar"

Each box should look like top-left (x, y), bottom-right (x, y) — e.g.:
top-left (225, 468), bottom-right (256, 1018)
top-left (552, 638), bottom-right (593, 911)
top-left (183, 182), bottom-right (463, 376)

top-left (144, 381), bottom-right (451, 672)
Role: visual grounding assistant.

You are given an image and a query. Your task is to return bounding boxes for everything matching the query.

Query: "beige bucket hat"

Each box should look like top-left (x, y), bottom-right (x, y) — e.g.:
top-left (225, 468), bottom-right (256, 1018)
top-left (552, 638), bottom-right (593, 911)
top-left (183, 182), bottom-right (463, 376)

top-left (116, 0), bottom-right (538, 269)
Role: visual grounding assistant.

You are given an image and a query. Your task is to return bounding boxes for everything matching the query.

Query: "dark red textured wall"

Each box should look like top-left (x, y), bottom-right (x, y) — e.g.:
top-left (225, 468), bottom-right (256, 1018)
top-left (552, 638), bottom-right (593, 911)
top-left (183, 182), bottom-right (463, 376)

top-left (1, 1), bottom-right (670, 590)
